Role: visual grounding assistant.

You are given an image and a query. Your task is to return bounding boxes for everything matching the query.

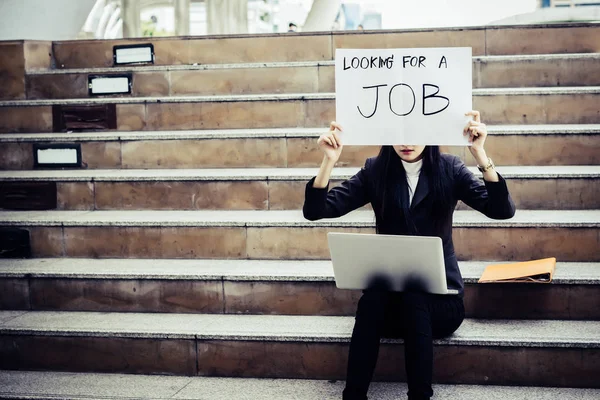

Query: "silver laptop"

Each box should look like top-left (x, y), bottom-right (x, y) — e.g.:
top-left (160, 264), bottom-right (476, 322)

top-left (327, 232), bottom-right (458, 295)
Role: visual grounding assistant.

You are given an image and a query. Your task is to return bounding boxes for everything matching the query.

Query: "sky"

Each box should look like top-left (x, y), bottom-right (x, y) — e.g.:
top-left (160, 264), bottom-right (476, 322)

top-left (350, 0), bottom-right (539, 29)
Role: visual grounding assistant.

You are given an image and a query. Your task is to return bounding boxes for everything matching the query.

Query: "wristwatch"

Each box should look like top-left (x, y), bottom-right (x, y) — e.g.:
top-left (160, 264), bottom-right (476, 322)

top-left (477, 157), bottom-right (495, 173)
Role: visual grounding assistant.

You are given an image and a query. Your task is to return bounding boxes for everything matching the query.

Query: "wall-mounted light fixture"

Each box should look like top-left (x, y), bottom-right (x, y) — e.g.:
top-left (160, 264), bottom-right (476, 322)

top-left (113, 43), bottom-right (155, 65)
top-left (88, 74), bottom-right (132, 95)
top-left (33, 143), bottom-right (82, 169)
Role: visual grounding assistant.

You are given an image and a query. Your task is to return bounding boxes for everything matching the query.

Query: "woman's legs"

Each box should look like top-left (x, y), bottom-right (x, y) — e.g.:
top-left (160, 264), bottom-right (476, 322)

top-left (401, 292), bottom-right (465, 400)
top-left (401, 291), bottom-right (435, 399)
top-left (343, 290), bottom-right (389, 400)
top-left (343, 291), bottom-right (464, 400)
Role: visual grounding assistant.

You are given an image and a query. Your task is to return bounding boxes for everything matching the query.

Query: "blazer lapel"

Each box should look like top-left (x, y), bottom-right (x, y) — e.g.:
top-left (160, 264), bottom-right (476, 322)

top-left (410, 173), bottom-right (430, 210)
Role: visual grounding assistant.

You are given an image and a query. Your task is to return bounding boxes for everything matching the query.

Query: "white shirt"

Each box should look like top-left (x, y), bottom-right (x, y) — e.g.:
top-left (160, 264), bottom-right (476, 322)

top-left (401, 159), bottom-right (423, 205)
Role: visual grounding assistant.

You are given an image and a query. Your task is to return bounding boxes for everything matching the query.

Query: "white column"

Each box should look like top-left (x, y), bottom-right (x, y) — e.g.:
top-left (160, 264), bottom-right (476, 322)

top-left (175, 0), bottom-right (190, 36)
top-left (302, 0), bottom-right (342, 32)
top-left (82, 0), bottom-right (106, 33)
top-left (95, 2), bottom-right (117, 38)
top-left (207, 0), bottom-right (248, 35)
top-left (122, 0), bottom-right (140, 38)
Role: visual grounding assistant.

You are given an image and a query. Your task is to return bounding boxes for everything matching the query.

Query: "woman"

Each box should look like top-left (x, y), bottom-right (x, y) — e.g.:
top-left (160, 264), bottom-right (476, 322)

top-left (302, 111), bottom-right (516, 400)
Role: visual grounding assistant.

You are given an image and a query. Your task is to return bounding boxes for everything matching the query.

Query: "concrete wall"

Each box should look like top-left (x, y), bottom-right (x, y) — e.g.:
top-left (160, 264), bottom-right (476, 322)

top-left (0, 0), bottom-right (96, 41)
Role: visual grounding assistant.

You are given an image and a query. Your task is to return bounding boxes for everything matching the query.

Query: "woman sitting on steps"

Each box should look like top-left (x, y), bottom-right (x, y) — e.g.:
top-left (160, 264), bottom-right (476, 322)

top-left (302, 110), bottom-right (516, 400)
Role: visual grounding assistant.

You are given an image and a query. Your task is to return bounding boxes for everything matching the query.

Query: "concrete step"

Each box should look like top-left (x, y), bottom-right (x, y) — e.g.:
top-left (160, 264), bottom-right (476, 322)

top-left (1, 88), bottom-right (600, 133)
top-left (5, 25), bottom-right (599, 101)
top-left (24, 54), bottom-right (600, 99)
top-left (473, 53), bottom-right (600, 88)
top-left (1, 125), bottom-right (599, 170)
top-left (0, 209), bottom-right (598, 261)
top-left (1, 258), bottom-right (597, 320)
top-left (1, 166), bottom-right (598, 210)
top-left (1, 370), bottom-right (599, 400)
top-left (0, 311), bottom-right (598, 386)
top-left (46, 24), bottom-right (600, 70)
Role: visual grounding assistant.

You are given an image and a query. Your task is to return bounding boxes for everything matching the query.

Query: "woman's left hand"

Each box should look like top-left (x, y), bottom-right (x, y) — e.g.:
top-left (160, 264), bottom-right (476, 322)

top-left (464, 110), bottom-right (487, 157)
top-left (464, 110), bottom-right (499, 182)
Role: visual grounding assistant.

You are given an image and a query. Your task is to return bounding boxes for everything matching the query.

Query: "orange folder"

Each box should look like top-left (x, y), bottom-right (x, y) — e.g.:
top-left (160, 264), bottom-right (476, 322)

top-left (478, 257), bottom-right (556, 283)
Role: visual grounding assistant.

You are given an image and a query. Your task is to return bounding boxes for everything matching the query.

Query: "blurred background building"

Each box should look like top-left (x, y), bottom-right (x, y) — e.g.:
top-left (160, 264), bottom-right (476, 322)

top-left (0, 0), bottom-right (599, 41)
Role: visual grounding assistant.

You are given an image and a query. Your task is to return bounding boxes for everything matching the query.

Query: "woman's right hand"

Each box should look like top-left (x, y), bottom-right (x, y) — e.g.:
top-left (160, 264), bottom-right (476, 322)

top-left (318, 121), bottom-right (343, 163)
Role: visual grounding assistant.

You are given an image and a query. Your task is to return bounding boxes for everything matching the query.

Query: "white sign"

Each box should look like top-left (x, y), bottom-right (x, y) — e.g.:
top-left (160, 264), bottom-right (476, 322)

top-left (335, 47), bottom-right (472, 145)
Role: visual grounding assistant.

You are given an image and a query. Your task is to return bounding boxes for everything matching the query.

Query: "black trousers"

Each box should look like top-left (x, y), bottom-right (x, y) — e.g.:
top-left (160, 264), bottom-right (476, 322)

top-left (343, 290), bottom-right (465, 400)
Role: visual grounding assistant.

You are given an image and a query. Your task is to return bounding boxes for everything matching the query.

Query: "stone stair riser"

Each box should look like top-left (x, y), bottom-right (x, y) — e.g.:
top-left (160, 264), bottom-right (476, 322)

top-left (474, 57), bottom-right (600, 88)
top-left (1, 94), bottom-right (600, 133)
top-left (0, 334), bottom-right (196, 375)
top-left (25, 57), bottom-right (600, 100)
top-left (0, 334), bottom-right (597, 387)
top-left (0, 41), bottom-right (52, 101)
top-left (198, 341), bottom-right (598, 387)
top-left (14, 225), bottom-right (599, 261)
top-left (2, 135), bottom-right (599, 170)
top-left (335, 26), bottom-right (600, 57)
top-left (52, 36), bottom-right (334, 69)
top-left (46, 25), bottom-right (600, 69)
top-left (1, 277), bottom-right (597, 320)
top-left (26, 68), bottom-right (329, 99)
top-left (1, 178), bottom-right (596, 211)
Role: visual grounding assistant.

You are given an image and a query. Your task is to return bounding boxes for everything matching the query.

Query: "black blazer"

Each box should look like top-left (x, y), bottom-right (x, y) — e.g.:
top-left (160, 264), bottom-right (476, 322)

top-left (303, 153), bottom-right (516, 295)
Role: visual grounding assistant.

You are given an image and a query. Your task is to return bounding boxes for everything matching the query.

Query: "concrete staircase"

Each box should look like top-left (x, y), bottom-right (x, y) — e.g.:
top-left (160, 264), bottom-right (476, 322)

top-left (0, 23), bottom-right (599, 399)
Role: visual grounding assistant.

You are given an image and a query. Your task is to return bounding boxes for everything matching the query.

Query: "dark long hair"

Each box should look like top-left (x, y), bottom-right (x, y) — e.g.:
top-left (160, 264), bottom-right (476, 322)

top-left (371, 146), bottom-right (453, 234)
